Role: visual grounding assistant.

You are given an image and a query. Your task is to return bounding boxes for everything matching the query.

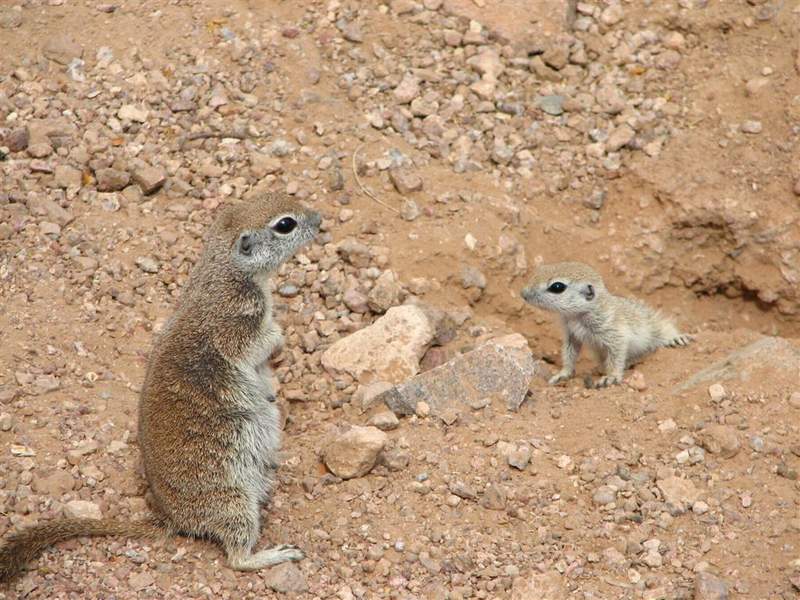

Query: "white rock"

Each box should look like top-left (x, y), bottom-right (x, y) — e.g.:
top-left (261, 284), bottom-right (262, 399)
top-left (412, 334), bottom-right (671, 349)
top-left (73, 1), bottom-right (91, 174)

top-left (393, 73), bottom-right (420, 104)
top-left (321, 305), bottom-right (435, 384)
top-left (117, 104), bottom-right (149, 123)
top-left (657, 476), bottom-right (699, 508)
top-left (658, 418), bottom-right (677, 433)
top-left (707, 383), bottom-right (726, 402)
top-left (64, 500), bottom-right (102, 520)
top-left (322, 426), bottom-right (388, 479)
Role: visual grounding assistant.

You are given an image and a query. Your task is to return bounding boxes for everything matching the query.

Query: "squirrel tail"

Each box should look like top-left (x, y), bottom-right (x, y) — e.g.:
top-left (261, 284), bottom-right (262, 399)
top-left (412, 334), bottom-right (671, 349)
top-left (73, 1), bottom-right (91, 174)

top-left (0, 516), bottom-right (164, 584)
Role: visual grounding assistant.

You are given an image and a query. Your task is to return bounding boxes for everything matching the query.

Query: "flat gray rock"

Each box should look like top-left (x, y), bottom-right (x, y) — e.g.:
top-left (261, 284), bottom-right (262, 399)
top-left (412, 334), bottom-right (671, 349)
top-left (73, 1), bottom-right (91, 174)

top-left (378, 334), bottom-right (538, 417)
top-left (675, 336), bottom-right (800, 394)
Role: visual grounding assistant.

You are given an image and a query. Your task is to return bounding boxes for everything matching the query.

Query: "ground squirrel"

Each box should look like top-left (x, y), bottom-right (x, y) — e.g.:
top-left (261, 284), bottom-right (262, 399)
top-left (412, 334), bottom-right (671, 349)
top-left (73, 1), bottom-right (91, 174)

top-left (521, 262), bottom-right (691, 388)
top-left (0, 194), bottom-right (322, 582)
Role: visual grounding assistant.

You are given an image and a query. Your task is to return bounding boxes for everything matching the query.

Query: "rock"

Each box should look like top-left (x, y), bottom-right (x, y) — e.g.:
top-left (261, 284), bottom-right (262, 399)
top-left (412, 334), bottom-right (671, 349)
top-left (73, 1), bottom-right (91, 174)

top-left (31, 161), bottom-right (54, 174)
top-left (354, 381), bottom-right (394, 411)
top-left (380, 446), bottom-right (409, 471)
top-left (27, 196), bottom-right (73, 226)
top-left (40, 222), bottom-right (61, 237)
top-left (133, 165), bottom-right (166, 195)
top-left (367, 271), bottom-right (402, 313)
top-left (4, 127), bottom-right (29, 152)
top-left (707, 383), bottom-right (726, 402)
top-left (64, 500), bottom-right (102, 520)
top-left (400, 199), bottom-right (420, 221)
top-left (593, 486), bottom-right (617, 506)
top-left (745, 77), bottom-right (770, 97)
top-left (54, 165), bottom-right (82, 189)
top-left (657, 476), bottom-right (699, 509)
top-left (789, 391), bottom-right (800, 409)
top-left (658, 418), bottom-right (677, 433)
top-left (278, 284), bottom-right (298, 298)
top-left (542, 43), bottom-right (569, 70)
top-left (67, 439), bottom-right (100, 465)
top-left (96, 168), bottom-right (130, 192)
top-left (128, 571), bottom-right (155, 592)
top-left (339, 21), bottom-right (363, 43)
top-left (600, 4), bottom-right (624, 25)
top-left (393, 73), bottom-right (420, 104)
top-left (378, 334), bottom-right (539, 416)
top-left (470, 78), bottom-right (497, 99)
top-left (322, 426), bottom-right (388, 479)
top-left (43, 36), bottom-right (83, 65)
top-left (595, 84), bottom-right (627, 115)
top-left (337, 238), bottom-right (372, 268)
top-left (251, 153), bottom-right (283, 177)
top-left (420, 346), bottom-right (451, 372)
top-left (389, 168), bottom-right (423, 194)
top-left (510, 571), bottom-right (568, 600)
top-left (108, 440), bottom-right (129, 454)
top-left (606, 124), bottom-right (635, 151)
top-left (535, 95), bottom-right (564, 116)
top-left (391, 0), bottom-right (417, 14)
top-left (0, 413), bottom-right (12, 431)
top-left (369, 410), bottom-right (399, 431)
top-left (675, 337), bottom-right (800, 394)
top-left (208, 85), bottom-right (228, 108)
top-left (263, 562), bottom-right (308, 594)
top-left (135, 256), bottom-right (160, 274)
top-left (461, 265), bottom-right (486, 290)
top-left (794, 177), bottom-right (800, 197)
top-left (694, 572), bottom-right (729, 600)
top-left (740, 120), bottom-right (762, 134)
top-left (343, 288), bottom-right (369, 313)
top-left (0, 8), bottom-right (23, 29)
top-left (467, 48), bottom-right (504, 80)
top-left (118, 104), bottom-right (149, 123)
top-left (481, 484), bottom-right (507, 510)
top-left (33, 470), bottom-right (74, 496)
top-left (27, 143), bottom-right (53, 158)
top-left (777, 463), bottom-right (798, 480)
top-left (698, 425), bottom-right (740, 458)
top-left (321, 305), bottom-right (436, 384)
top-left (507, 445), bottom-right (532, 470)
top-left (449, 481), bottom-right (478, 501)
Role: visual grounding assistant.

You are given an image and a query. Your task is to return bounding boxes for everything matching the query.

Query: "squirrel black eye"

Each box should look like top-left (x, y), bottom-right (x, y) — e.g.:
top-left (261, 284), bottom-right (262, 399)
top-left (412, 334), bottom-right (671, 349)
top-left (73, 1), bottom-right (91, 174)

top-left (272, 217), bottom-right (297, 235)
top-left (239, 234), bottom-right (253, 256)
top-left (547, 282), bottom-right (567, 294)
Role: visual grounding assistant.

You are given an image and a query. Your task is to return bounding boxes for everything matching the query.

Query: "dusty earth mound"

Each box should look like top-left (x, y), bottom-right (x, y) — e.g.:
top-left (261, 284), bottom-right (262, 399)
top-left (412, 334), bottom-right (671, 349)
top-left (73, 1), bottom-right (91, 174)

top-left (1, 0), bottom-right (799, 598)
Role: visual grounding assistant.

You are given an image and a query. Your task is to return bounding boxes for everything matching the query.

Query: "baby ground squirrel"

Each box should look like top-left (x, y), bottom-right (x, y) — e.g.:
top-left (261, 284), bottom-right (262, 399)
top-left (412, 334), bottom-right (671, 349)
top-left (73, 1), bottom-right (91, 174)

top-left (0, 193), bottom-right (321, 582)
top-left (521, 261), bottom-right (692, 388)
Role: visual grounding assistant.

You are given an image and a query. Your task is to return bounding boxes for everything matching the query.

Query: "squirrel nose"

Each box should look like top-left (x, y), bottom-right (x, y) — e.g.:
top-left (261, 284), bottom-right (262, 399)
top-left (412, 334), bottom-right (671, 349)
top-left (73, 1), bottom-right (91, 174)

top-left (308, 211), bottom-right (322, 229)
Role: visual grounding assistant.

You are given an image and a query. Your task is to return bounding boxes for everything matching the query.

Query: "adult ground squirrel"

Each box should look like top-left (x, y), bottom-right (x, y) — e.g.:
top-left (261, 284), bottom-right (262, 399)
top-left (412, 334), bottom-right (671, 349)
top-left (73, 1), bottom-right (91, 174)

top-left (0, 194), bottom-right (321, 582)
top-left (521, 262), bottom-right (691, 388)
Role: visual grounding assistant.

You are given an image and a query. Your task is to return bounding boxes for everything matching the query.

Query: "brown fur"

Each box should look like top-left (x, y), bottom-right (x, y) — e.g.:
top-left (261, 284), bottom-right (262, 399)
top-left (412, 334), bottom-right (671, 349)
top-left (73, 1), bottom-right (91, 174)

top-left (0, 518), bottom-right (163, 582)
top-left (0, 194), bottom-right (321, 583)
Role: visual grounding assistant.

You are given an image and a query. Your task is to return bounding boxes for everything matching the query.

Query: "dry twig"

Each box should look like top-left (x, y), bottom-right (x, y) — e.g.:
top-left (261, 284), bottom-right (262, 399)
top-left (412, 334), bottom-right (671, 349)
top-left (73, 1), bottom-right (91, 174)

top-left (178, 129), bottom-right (266, 149)
top-left (351, 143), bottom-right (400, 215)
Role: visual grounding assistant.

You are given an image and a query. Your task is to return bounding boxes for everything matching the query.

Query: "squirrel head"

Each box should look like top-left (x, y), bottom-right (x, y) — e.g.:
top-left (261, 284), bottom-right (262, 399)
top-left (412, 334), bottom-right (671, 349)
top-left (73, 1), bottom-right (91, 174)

top-left (208, 194), bottom-right (322, 276)
top-left (521, 262), bottom-right (607, 316)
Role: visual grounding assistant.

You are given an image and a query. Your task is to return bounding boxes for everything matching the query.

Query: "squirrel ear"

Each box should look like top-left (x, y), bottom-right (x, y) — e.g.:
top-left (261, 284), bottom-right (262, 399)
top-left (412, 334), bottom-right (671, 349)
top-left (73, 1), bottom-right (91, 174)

top-left (581, 283), bottom-right (595, 301)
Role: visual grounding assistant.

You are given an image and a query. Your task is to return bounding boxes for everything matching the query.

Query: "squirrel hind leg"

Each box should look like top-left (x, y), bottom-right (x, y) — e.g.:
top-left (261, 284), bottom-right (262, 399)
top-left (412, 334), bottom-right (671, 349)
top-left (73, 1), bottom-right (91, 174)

top-left (227, 544), bottom-right (304, 571)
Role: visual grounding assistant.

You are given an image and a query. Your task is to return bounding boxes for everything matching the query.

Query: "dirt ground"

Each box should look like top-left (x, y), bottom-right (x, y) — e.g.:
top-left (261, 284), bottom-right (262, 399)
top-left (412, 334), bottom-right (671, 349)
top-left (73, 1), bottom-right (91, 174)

top-left (1, 0), bottom-right (799, 598)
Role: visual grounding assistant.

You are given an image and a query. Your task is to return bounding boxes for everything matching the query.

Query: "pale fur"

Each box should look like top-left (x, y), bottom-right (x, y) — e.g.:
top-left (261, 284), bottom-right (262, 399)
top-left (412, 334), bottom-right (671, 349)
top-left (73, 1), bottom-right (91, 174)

top-left (521, 261), bottom-right (691, 388)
